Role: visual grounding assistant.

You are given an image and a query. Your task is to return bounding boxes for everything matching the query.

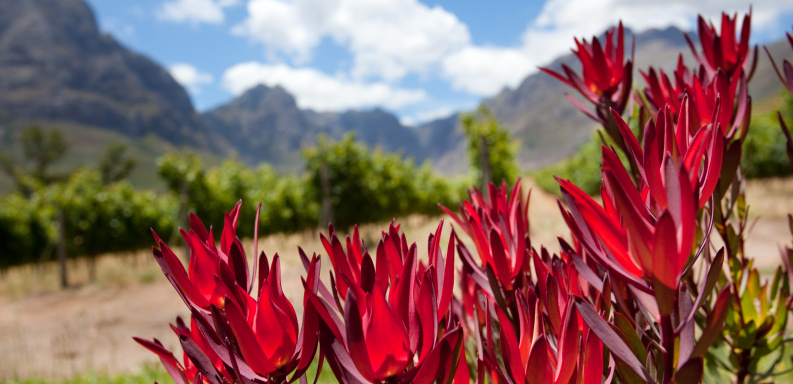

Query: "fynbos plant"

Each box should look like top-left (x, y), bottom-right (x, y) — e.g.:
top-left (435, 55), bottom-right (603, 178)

top-left (135, 9), bottom-right (793, 384)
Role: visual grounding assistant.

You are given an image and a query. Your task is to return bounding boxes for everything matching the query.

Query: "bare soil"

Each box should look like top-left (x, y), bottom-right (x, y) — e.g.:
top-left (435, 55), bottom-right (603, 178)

top-left (1, 177), bottom-right (791, 380)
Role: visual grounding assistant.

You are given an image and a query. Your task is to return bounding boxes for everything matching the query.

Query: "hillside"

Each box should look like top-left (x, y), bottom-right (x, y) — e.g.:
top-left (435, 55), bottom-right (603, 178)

top-left (202, 84), bottom-right (423, 171)
top-left (0, 0), bottom-right (229, 192)
top-left (0, 0), bottom-right (214, 148)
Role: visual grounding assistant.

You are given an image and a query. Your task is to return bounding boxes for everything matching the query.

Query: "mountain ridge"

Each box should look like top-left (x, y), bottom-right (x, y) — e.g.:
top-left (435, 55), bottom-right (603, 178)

top-left (1, 0), bottom-right (791, 188)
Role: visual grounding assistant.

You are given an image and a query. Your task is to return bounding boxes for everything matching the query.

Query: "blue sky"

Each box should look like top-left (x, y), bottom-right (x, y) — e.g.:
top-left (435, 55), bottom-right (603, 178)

top-left (85, 0), bottom-right (793, 125)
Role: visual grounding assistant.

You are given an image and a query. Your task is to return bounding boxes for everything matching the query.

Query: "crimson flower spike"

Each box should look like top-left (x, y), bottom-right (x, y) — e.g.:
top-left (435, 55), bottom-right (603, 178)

top-left (439, 179), bottom-right (529, 292)
top-left (185, 252), bottom-right (323, 384)
top-left (484, 292), bottom-right (586, 384)
top-left (611, 99), bottom-right (723, 209)
top-left (640, 56), bottom-right (688, 119)
top-left (305, 221), bottom-right (466, 383)
top-left (685, 9), bottom-right (757, 81)
top-left (149, 201), bottom-right (252, 312)
top-left (540, 21), bottom-right (634, 125)
top-left (556, 145), bottom-right (697, 295)
top-left (685, 69), bottom-right (750, 140)
top-left (216, 253), bottom-right (323, 382)
top-left (135, 315), bottom-right (235, 384)
top-left (317, 220), bottom-right (456, 320)
top-left (143, 202), bottom-right (322, 383)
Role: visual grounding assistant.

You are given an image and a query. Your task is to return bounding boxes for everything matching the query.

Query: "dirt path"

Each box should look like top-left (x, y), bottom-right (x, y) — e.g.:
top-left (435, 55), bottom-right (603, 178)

top-left (1, 177), bottom-right (790, 380)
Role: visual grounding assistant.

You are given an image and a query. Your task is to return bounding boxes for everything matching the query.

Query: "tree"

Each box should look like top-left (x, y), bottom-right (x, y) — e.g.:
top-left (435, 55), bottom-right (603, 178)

top-left (98, 142), bottom-right (138, 184)
top-left (1, 125), bottom-right (69, 196)
top-left (20, 125), bottom-right (68, 183)
top-left (460, 105), bottom-right (519, 191)
top-left (304, 133), bottom-right (458, 229)
top-left (157, 150), bottom-right (209, 246)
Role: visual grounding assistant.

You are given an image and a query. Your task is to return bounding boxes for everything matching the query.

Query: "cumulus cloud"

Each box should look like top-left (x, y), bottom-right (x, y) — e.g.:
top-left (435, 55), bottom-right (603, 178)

top-left (222, 62), bottom-right (427, 111)
top-left (444, 0), bottom-right (792, 96)
top-left (232, 0), bottom-right (470, 79)
top-left (442, 46), bottom-right (534, 95)
top-left (157, 0), bottom-right (239, 25)
top-left (169, 63), bottom-right (214, 94)
top-left (222, 0), bottom-right (792, 116)
top-left (522, 0), bottom-right (793, 70)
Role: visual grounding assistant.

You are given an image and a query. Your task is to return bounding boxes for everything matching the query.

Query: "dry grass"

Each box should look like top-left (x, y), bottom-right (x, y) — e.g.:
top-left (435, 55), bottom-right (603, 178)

top-left (0, 251), bottom-right (161, 302)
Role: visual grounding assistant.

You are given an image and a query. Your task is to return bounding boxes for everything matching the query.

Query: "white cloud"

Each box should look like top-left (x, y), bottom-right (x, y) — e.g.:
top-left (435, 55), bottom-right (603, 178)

top-left (442, 46), bottom-right (534, 95)
top-left (157, 0), bottom-right (239, 25)
top-left (222, 0), bottom-right (793, 114)
top-left (232, 0), bottom-right (470, 80)
top-left (440, 0), bottom-right (793, 97)
top-left (169, 63), bottom-right (214, 94)
top-left (222, 62), bottom-right (427, 111)
top-left (522, 0), bottom-right (793, 70)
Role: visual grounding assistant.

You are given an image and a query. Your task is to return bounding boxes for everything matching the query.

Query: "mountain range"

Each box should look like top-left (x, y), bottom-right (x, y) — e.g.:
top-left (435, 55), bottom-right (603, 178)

top-left (1, 0), bottom-right (791, 191)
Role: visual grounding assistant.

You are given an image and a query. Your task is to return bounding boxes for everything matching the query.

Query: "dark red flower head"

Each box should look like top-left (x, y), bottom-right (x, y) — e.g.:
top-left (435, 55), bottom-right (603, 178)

top-left (150, 201), bottom-right (251, 312)
top-left (440, 179), bottom-right (529, 291)
top-left (142, 202), bottom-right (321, 383)
top-left (686, 10), bottom-right (754, 80)
top-left (306, 221), bottom-right (464, 383)
top-left (540, 21), bottom-right (634, 123)
top-left (557, 142), bottom-right (697, 291)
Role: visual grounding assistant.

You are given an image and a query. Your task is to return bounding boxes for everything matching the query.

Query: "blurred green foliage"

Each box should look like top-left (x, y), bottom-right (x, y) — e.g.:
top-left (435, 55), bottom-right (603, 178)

top-left (532, 132), bottom-right (605, 197)
top-left (0, 133), bottom-right (462, 268)
top-left (461, 105), bottom-right (519, 189)
top-left (742, 92), bottom-right (793, 178)
top-left (98, 143), bottom-right (138, 185)
top-left (19, 125), bottom-right (68, 183)
top-left (0, 168), bottom-right (178, 268)
top-left (157, 152), bottom-right (317, 236)
top-left (305, 133), bottom-right (464, 229)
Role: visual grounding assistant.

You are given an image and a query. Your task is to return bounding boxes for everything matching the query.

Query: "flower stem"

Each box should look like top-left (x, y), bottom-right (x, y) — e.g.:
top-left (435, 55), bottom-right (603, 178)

top-left (661, 314), bottom-right (675, 384)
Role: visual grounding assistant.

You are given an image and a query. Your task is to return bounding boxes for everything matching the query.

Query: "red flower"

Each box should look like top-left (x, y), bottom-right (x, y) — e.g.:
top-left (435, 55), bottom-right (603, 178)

top-left (640, 56), bottom-right (688, 119)
top-left (142, 202), bottom-right (321, 383)
top-left (686, 10), bottom-right (755, 80)
top-left (612, 100), bottom-right (723, 209)
top-left (306, 222), bottom-right (465, 383)
top-left (557, 144), bottom-right (697, 290)
top-left (150, 201), bottom-right (250, 311)
top-left (641, 58), bottom-right (750, 141)
top-left (224, 255), bottom-right (301, 375)
top-left (488, 292), bottom-right (582, 384)
top-left (540, 22), bottom-right (633, 124)
top-left (440, 180), bottom-right (529, 291)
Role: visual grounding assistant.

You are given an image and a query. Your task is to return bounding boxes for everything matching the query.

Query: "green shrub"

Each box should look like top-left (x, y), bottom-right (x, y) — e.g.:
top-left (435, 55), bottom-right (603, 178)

top-left (532, 132), bottom-right (604, 197)
top-left (743, 93), bottom-right (793, 178)
top-left (305, 133), bottom-right (461, 229)
top-left (461, 105), bottom-right (519, 189)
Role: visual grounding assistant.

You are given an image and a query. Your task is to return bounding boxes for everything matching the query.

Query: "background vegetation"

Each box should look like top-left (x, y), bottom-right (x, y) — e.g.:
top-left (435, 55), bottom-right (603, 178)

top-left (0, 130), bottom-right (468, 270)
